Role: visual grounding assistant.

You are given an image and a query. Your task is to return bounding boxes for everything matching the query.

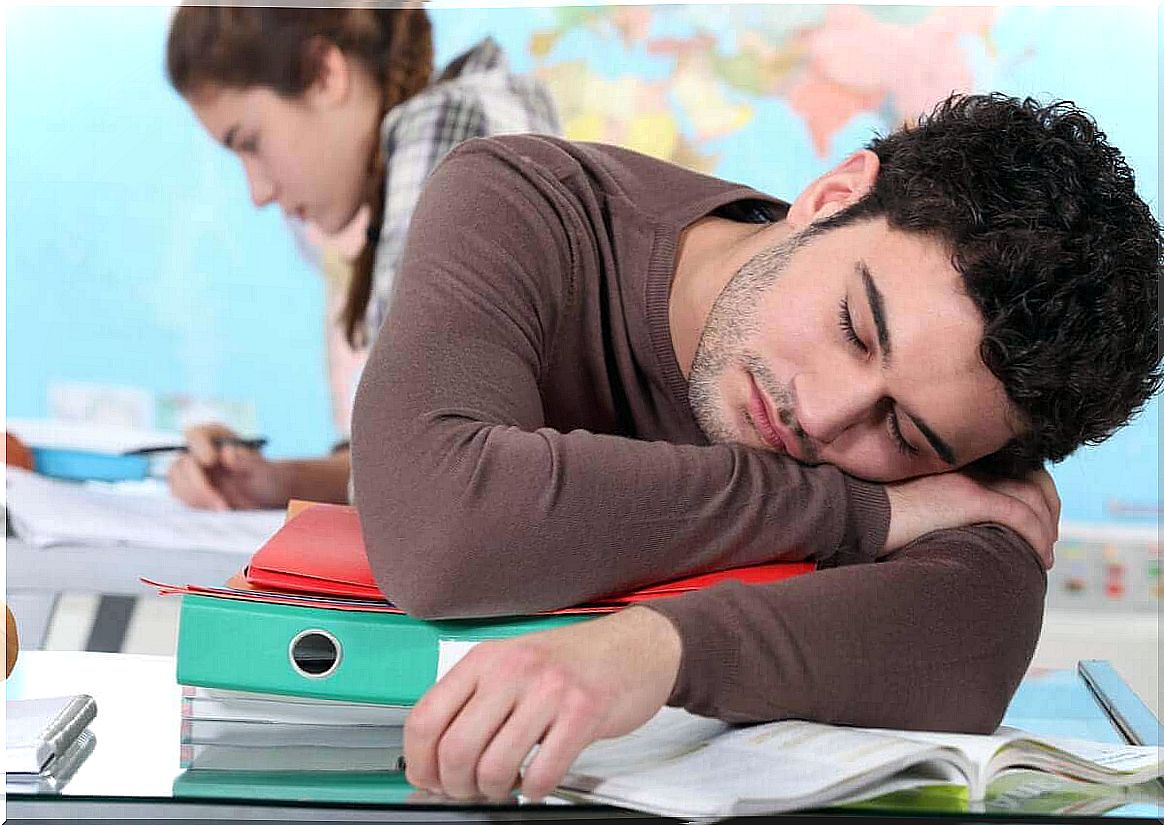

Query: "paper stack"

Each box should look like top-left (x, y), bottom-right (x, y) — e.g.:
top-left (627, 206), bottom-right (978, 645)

top-left (180, 686), bottom-right (408, 771)
top-left (6, 467), bottom-right (284, 555)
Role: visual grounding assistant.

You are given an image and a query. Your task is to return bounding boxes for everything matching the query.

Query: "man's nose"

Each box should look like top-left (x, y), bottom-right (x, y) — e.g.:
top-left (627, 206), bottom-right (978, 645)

top-left (242, 159), bottom-right (276, 207)
top-left (794, 368), bottom-right (883, 445)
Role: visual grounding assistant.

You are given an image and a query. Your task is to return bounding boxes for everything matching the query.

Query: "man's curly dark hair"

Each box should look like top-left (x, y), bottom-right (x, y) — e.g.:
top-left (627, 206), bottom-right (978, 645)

top-left (816, 93), bottom-right (1162, 475)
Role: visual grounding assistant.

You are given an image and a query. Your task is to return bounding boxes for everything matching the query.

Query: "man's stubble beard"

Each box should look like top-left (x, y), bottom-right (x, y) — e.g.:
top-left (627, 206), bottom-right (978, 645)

top-left (687, 232), bottom-right (816, 461)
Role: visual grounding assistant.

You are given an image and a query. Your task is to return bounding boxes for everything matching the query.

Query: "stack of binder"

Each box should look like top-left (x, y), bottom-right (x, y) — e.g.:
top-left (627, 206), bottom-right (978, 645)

top-left (152, 501), bottom-right (815, 775)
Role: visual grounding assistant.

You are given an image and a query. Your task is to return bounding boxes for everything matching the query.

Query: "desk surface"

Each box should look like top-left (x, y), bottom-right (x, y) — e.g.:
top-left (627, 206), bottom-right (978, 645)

top-left (4, 535), bottom-right (249, 595)
top-left (5, 652), bottom-right (1162, 822)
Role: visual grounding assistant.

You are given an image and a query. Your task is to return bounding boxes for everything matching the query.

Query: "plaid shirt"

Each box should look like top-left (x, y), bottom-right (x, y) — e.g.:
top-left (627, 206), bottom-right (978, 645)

top-left (365, 37), bottom-right (561, 341)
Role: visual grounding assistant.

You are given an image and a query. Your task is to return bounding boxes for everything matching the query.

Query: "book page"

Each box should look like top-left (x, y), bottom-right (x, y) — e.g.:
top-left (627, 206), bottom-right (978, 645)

top-left (6, 467), bottom-right (284, 554)
top-left (876, 725), bottom-right (1162, 785)
top-left (562, 710), bottom-right (961, 818)
top-left (986, 769), bottom-right (1164, 816)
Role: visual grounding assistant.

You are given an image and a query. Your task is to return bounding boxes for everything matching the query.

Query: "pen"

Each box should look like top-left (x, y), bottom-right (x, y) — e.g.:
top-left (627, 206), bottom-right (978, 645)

top-left (124, 437), bottom-right (269, 457)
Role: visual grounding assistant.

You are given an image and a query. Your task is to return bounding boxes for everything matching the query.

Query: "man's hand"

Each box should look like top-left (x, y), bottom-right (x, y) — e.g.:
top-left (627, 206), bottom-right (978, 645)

top-left (403, 606), bottom-right (682, 802)
top-left (884, 468), bottom-right (1060, 568)
top-left (166, 423), bottom-right (287, 510)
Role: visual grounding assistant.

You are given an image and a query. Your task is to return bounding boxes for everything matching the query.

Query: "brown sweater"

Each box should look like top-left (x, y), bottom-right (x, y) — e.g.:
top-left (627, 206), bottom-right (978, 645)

top-left (351, 135), bottom-right (1046, 733)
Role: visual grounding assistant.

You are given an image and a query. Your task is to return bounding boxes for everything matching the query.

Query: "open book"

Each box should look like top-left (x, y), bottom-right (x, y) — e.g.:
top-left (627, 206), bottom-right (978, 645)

top-left (557, 708), bottom-right (1163, 819)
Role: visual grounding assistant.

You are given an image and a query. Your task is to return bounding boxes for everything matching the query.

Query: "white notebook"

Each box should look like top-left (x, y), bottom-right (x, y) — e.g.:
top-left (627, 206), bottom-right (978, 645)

top-left (6, 695), bottom-right (98, 775)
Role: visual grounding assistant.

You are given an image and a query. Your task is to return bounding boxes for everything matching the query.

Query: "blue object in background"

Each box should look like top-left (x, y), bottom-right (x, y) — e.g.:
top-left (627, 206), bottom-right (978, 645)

top-left (30, 448), bottom-right (151, 483)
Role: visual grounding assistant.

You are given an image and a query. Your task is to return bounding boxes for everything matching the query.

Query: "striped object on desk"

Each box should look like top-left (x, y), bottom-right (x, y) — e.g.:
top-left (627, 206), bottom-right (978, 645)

top-left (41, 594), bottom-right (180, 655)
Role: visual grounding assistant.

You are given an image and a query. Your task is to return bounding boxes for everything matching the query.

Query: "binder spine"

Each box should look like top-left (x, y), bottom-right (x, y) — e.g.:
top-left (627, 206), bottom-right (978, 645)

top-left (176, 595), bottom-right (589, 705)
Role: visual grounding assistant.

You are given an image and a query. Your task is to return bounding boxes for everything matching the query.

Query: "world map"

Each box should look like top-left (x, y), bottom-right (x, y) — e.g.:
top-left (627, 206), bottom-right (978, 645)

top-left (525, 4), bottom-right (999, 174)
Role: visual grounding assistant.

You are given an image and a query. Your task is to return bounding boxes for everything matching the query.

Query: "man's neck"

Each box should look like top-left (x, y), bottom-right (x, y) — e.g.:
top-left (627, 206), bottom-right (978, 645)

top-left (669, 216), bottom-right (792, 378)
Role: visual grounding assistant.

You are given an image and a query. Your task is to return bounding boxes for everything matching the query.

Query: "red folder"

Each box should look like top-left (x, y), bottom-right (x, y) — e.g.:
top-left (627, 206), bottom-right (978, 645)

top-left (244, 502), bottom-right (815, 607)
top-left (247, 502), bottom-right (378, 599)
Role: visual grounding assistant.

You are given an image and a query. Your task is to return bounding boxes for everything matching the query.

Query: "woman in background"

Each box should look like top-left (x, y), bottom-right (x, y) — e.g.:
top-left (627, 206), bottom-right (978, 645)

top-left (164, 5), bottom-right (559, 509)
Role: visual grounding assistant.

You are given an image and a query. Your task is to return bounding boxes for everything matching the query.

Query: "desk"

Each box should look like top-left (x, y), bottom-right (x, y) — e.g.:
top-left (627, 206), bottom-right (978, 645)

top-left (5, 652), bottom-right (1162, 822)
top-left (5, 535), bottom-right (247, 652)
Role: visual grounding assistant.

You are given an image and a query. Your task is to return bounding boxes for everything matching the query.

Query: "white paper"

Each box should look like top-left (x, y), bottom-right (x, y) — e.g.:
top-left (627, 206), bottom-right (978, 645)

top-left (183, 686), bottom-right (412, 726)
top-left (5, 467), bottom-right (284, 555)
top-left (6, 418), bottom-right (183, 454)
top-left (436, 640), bottom-right (479, 681)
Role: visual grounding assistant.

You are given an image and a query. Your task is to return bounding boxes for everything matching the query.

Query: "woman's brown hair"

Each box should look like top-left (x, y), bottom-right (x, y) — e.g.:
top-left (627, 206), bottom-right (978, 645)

top-left (166, 5), bottom-right (433, 347)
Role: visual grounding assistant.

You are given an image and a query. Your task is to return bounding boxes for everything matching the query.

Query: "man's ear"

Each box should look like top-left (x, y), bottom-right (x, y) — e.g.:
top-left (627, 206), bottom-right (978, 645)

top-left (785, 149), bottom-right (880, 230)
top-left (306, 40), bottom-right (352, 109)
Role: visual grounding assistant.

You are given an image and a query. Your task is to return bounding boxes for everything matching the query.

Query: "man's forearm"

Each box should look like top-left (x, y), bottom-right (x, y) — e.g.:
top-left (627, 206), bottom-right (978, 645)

top-left (646, 524), bottom-right (1046, 733)
top-left (352, 413), bottom-right (890, 618)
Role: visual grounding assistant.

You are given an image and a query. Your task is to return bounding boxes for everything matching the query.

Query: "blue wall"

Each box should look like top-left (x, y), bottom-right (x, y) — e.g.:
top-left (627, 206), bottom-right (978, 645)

top-left (6, 6), bottom-right (330, 454)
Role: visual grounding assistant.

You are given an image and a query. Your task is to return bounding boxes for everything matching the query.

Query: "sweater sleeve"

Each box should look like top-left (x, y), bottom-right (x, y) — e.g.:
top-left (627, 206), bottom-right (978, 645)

top-left (351, 138), bottom-right (888, 619)
top-left (646, 525), bottom-right (1047, 733)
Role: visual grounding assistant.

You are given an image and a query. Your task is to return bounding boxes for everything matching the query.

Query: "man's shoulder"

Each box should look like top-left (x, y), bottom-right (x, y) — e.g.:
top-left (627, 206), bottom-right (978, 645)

top-left (440, 134), bottom-right (656, 178)
top-left (436, 136), bottom-right (754, 219)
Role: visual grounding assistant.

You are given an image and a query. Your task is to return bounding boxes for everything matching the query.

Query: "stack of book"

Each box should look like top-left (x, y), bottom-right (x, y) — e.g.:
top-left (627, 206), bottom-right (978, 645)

top-left (151, 501), bottom-right (812, 775)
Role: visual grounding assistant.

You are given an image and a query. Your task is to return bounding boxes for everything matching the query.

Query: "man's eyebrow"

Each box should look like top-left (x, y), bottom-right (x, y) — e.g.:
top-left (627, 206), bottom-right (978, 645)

top-left (858, 261), bottom-right (958, 466)
top-left (859, 261), bottom-right (891, 359)
top-left (907, 412), bottom-right (957, 466)
top-left (222, 126), bottom-right (238, 150)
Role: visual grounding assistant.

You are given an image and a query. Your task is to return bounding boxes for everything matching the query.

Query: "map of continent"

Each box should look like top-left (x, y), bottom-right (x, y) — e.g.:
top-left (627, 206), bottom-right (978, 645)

top-left (528, 5), bottom-right (999, 173)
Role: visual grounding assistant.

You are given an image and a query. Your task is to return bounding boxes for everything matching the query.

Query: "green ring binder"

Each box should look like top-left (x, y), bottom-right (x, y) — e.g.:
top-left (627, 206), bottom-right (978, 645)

top-left (288, 629), bottom-right (343, 679)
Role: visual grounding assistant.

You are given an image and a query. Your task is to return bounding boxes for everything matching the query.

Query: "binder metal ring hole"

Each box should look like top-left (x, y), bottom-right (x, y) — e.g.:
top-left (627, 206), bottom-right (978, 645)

top-left (289, 629), bottom-right (342, 679)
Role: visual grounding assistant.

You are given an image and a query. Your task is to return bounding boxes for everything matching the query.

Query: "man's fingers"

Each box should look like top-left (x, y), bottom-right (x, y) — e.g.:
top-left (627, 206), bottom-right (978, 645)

top-left (520, 699), bottom-right (602, 802)
top-left (1029, 469), bottom-right (1062, 540)
top-left (1026, 469), bottom-right (1061, 568)
top-left (404, 668), bottom-right (480, 794)
top-left (474, 688), bottom-right (562, 800)
top-left (434, 687), bottom-right (518, 799)
top-left (989, 485), bottom-right (1054, 569)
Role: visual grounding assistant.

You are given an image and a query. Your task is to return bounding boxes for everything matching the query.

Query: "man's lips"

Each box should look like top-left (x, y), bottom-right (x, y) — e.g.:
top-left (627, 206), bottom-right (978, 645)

top-left (747, 372), bottom-right (790, 455)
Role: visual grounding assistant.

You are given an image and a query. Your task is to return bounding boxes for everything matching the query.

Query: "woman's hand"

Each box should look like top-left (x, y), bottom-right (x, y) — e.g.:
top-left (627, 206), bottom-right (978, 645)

top-left (166, 423), bottom-right (287, 510)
